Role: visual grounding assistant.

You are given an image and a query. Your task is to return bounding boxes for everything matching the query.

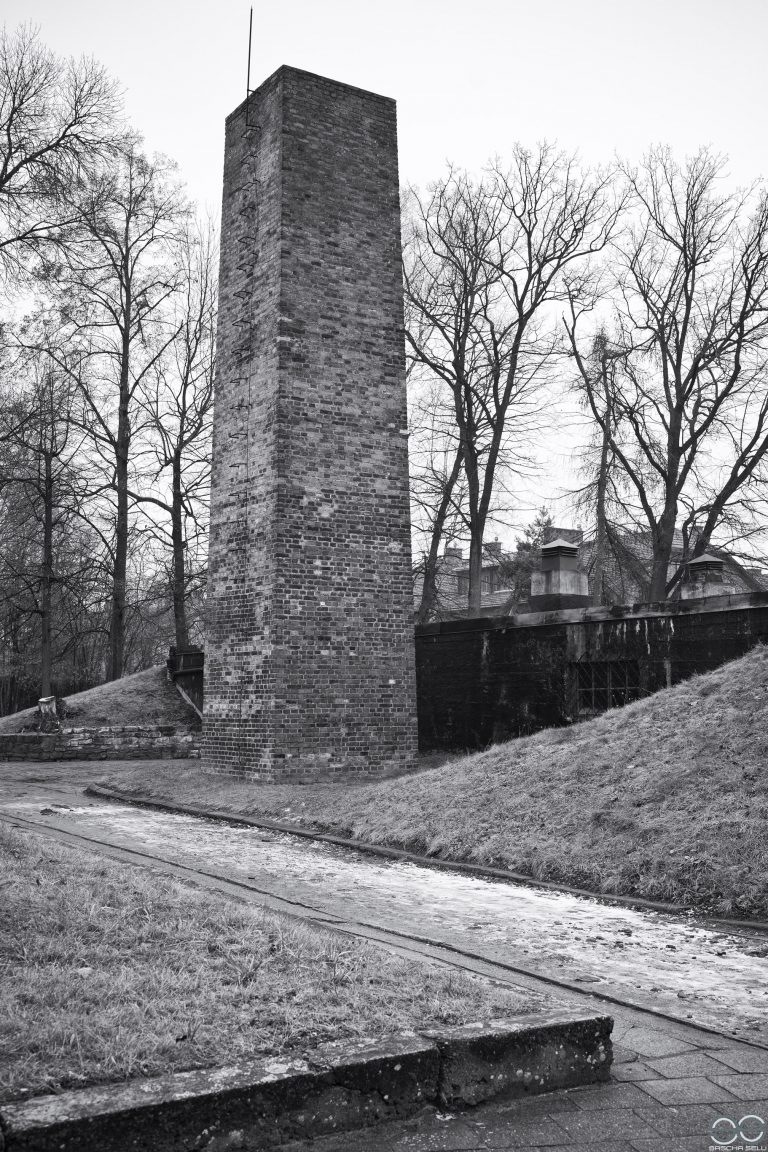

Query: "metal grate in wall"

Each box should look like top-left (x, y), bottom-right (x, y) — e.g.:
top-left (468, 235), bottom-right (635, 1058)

top-left (573, 660), bottom-right (644, 718)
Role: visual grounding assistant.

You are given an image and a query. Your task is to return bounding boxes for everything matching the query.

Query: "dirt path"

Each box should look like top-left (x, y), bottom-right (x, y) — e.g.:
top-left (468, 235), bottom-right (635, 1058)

top-left (1, 763), bottom-right (766, 1047)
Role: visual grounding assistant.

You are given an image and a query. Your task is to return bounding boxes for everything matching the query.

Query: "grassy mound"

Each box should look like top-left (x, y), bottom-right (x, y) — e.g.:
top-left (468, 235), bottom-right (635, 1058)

top-left (0, 666), bottom-right (200, 733)
top-left (98, 646), bottom-right (768, 919)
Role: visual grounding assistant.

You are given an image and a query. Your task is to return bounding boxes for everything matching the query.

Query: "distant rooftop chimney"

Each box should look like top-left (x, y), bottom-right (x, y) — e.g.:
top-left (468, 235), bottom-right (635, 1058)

top-left (541, 538), bottom-right (579, 566)
top-left (443, 546), bottom-right (463, 562)
top-left (687, 553), bottom-right (723, 571)
top-left (679, 552), bottom-right (734, 601)
top-left (542, 526), bottom-right (583, 546)
top-left (485, 537), bottom-right (503, 559)
top-left (530, 535), bottom-right (589, 612)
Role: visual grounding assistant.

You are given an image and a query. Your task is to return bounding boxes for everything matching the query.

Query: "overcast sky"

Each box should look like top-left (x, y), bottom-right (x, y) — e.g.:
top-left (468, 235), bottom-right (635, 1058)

top-left (6, 0), bottom-right (768, 213)
top-left (5, 0), bottom-right (768, 536)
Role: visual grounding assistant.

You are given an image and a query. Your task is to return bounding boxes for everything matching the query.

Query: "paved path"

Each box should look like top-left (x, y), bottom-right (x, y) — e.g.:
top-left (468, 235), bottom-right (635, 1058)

top-left (2, 762), bottom-right (767, 1151)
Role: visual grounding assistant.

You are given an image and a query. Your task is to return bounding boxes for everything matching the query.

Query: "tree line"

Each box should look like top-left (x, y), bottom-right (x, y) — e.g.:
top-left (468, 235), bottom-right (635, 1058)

top-left (4, 24), bottom-right (768, 706)
top-left (407, 147), bottom-right (768, 614)
top-left (0, 25), bottom-right (213, 710)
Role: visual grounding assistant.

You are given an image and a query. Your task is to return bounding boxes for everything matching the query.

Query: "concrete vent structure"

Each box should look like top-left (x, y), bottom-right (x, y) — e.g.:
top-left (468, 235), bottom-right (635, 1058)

top-left (679, 553), bottom-right (735, 600)
top-left (542, 527), bottom-right (584, 547)
top-left (530, 537), bottom-right (590, 612)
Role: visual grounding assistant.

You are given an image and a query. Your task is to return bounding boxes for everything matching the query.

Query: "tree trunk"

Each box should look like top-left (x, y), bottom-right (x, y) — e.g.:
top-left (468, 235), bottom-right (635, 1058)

top-left (108, 458), bottom-right (127, 680)
top-left (461, 431), bottom-right (485, 616)
top-left (108, 349), bottom-right (131, 681)
top-left (649, 508), bottom-right (677, 601)
top-left (171, 448), bottom-right (190, 648)
top-left (416, 445), bottom-right (463, 624)
top-left (40, 453), bottom-right (54, 697)
top-left (467, 522), bottom-right (484, 616)
top-left (591, 418), bottom-right (611, 607)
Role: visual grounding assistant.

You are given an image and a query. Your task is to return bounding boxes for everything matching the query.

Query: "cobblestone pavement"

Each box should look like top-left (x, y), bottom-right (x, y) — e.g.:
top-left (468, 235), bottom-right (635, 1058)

top-left (1, 763), bottom-right (767, 1151)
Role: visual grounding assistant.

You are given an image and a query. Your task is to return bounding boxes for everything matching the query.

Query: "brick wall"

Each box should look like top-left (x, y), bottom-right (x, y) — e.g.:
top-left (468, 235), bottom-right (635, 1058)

top-left (416, 593), bottom-right (768, 750)
top-left (203, 67), bottom-right (417, 780)
top-left (0, 726), bottom-right (200, 762)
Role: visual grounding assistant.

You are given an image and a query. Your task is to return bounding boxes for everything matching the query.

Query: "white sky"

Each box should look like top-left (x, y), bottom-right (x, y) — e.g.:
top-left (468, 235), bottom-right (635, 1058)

top-left (7, 0), bottom-right (768, 216)
top-left (5, 0), bottom-right (768, 540)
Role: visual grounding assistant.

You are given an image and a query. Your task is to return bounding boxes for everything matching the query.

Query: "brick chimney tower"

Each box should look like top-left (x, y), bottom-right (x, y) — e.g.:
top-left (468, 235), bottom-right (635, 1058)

top-left (202, 67), bottom-right (418, 781)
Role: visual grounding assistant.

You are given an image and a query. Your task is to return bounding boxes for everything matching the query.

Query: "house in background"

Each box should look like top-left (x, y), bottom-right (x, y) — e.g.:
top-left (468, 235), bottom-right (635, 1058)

top-left (422, 539), bottom-right (517, 618)
top-left (419, 525), bottom-right (768, 621)
top-left (581, 527), bottom-right (768, 605)
top-left (421, 527), bottom-right (587, 619)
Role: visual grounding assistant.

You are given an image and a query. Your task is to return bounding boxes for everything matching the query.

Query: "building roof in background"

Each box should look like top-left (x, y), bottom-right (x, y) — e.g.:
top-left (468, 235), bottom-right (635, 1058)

top-left (417, 525), bottom-right (768, 622)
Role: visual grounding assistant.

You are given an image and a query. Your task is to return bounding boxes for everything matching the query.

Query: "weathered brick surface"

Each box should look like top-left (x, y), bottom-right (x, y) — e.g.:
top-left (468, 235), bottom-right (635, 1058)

top-left (203, 67), bottom-right (417, 780)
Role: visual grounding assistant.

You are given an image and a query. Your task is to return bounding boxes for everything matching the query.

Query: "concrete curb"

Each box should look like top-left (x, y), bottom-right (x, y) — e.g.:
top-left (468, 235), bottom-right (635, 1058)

top-left (0, 1013), bottom-right (612, 1151)
top-left (85, 784), bottom-right (768, 933)
top-left (425, 1014), bottom-right (612, 1107)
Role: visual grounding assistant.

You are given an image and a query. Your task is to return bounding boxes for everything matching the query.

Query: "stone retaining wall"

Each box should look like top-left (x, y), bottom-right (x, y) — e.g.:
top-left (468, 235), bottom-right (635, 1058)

top-left (416, 591), bottom-right (768, 750)
top-left (0, 725), bottom-right (200, 762)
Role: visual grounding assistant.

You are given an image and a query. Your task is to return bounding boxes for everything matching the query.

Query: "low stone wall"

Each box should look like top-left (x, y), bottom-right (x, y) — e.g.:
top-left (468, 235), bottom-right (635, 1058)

top-left (0, 725), bottom-right (200, 762)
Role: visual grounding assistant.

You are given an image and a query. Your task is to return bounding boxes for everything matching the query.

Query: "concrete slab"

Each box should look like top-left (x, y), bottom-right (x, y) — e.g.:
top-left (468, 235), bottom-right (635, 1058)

top-left (707, 1046), bottom-right (768, 1072)
top-left (549, 1106), bottom-right (661, 1143)
top-left (632, 1101), bottom-right (724, 1136)
top-left (636, 1075), bottom-right (737, 1105)
top-left (708, 1072), bottom-right (768, 1099)
top-left (567, 1083), bottom-right (656, 1110)
top-left (644, 1051), bottom-right (739, 1078)
top-left (610, 1063), bottom-right (657, 1082)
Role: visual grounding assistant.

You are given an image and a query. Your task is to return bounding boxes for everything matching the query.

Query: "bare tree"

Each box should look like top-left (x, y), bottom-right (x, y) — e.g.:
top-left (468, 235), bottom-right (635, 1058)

top-left (133, 217), bottom-right (216, 649)
top-left (44, 142), bottom-right (189, 679)
top-left (409, 375), bottom-right (466, 623)
top-left (568, 330), bottom-right (626, 605)
top-left (566, 147), bottom-right (768, 600)
top-left (0, 346), bottom-right (93, 697)
top-left (0, 23), bottom-right (120, 284)
top-left (405, 149), bottom-right (619, 614)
